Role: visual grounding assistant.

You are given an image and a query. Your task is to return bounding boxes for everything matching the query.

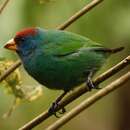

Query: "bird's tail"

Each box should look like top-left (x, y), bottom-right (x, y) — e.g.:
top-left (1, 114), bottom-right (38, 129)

top-left (107, 47), bottom-right (124, 53)
top-left (94, 47), bottom-right (124, 54)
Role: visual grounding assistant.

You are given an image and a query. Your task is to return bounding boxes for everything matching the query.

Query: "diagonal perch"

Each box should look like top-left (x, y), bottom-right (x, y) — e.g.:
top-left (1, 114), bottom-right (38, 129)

top-left (0, 0), bottom-right (11, 14)
top-left (18, 55), bottom-right (130, 130)
top-left (46, 71), bottom-right (130, 130)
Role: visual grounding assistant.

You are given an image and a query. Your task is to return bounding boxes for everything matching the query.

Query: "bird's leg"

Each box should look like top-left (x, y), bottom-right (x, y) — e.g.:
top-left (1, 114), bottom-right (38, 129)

top-left (85, 70), bottom-right (100, 91)
top-left (48, 91), bottom-right (68, 117)
top-left (86, 70), bottom-right (101, 90)
top-left (58, 107), bottom-right (66, 114)
top-left (86, 71), bottom-right (95, 91)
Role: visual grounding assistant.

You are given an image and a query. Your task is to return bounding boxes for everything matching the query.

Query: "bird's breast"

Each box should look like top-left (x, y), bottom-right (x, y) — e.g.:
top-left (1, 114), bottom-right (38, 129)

top-left (21, 49), bottom-right (107, 91)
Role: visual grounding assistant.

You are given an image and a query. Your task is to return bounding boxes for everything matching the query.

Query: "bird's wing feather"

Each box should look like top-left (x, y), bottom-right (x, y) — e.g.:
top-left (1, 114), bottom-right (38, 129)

top-left (43, 30), bottom-right (104, 57)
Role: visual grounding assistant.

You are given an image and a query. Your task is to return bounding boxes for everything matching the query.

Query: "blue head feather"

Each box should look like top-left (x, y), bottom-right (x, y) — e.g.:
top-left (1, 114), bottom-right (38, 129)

top-left (15, 27), bottom-right (46, 58)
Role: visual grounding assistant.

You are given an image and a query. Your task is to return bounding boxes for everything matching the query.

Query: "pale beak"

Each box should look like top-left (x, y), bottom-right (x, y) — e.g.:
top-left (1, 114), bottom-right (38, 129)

top-left (4, 39), bottom-right (17, 51)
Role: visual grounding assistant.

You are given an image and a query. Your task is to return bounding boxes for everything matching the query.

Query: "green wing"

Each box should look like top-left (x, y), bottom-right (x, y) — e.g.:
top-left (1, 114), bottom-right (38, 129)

top-left (43, 30), bottom-right (103, 56)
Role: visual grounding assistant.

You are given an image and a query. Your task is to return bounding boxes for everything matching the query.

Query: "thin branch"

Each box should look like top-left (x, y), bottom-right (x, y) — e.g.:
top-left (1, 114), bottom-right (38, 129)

top-left (0, 0), bottom-right (10, 14)
top-left (18, 56), bottom-right (130, 130)
top-left (94, 55), bottom-right (130, 85)
top-left (0, 60), bottom-right (21, 82)
top-left (3, 98), bottom-right (18, 118)
top-left (46, 72), bottom-right (130, 130)
top-left (0, 0), bottom-right (103, 83)
top-left (57, 0), bottom-right (103, 30)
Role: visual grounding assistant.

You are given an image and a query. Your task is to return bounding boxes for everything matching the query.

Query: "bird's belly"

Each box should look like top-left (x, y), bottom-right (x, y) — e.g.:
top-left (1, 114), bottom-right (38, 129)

top-left (23, 52), bottom-right (105, 91)
top-left (24, 61), bottom-right (85, 90)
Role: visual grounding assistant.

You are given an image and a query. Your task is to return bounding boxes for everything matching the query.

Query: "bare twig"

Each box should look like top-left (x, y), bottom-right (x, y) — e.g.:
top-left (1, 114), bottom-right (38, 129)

top-left (94, 55), bottom-right (130, 85)
top-left (0, 0), bottom-right (103, 83)
top-left (3, 98), bottom-right (18, 118)
top-left (57, 0), bottom-right (103, 30)
top-left (18, 56), bottom-right (130, 130)
top-left (46, 72), bottom-right (130, 130)
top-left (0, 60), bottom-right (21, 82)
top-left (0, 0), bottom-right (10, 14)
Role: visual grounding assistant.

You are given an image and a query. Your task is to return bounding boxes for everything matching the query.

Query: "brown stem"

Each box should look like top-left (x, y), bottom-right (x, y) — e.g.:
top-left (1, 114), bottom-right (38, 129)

top-left (0, 60), bottom-right (21, 82)
top-left (18, 56), bottom-right (130, 130)
top-left (46, 72), bottom-right (130, 130)
top-left (57, 0), bottom-right (103, 30)
top-left (0, 0), bottom-right (10, 14)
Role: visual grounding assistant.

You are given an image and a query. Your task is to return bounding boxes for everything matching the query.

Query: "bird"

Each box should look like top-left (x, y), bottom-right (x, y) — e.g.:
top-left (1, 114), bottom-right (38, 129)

top-left (4, 27), bottom-right (124, 115)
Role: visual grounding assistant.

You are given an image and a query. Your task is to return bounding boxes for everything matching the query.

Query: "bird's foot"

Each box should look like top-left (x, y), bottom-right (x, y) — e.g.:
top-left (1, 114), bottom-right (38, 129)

top-left (58, 107), bottom-right (66, 114)
top-left (86, 77), bottom-right (95, 91)
top-left (85, 70), bottom-right (102, 91)
top-left (48, 102), bottom-right (66, 118)
top-left (86, 78), bottom-right (101, 90)
top-left (48, 91), bottom-right (68, 117)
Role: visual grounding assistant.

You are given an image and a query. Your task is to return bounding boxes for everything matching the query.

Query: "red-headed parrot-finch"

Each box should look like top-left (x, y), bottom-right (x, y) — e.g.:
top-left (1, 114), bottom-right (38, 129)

top-left (4, 27), bottom-right (124, 115)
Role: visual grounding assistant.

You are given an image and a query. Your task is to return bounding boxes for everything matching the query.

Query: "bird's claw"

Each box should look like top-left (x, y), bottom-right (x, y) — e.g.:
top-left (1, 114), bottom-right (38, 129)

top-left (48, 102), bottom-right (66, 118)
top-left (48, 102), bottom-right (58, 114)
top-left (86, 78), bottom-right (101, 90)
top-left (86, 77), bottom-right (95, 91)
top-left (58, 107), bottom-right (66, 114)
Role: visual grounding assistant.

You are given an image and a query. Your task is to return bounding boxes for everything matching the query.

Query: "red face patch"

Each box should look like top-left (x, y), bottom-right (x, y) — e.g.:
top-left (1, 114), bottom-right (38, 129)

top-left (16, 27), bottom-right (37, 37)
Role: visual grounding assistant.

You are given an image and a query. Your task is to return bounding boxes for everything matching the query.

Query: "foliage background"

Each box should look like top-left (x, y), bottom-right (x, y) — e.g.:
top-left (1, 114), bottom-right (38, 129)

top-left (0, 0), bottom-right (130, 130)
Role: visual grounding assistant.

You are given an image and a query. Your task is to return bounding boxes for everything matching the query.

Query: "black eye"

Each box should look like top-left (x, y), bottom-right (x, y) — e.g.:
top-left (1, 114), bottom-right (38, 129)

top-left (20, 37), bottom-right (26, 42)
top-left (14, 36), bottom-right (26, 43)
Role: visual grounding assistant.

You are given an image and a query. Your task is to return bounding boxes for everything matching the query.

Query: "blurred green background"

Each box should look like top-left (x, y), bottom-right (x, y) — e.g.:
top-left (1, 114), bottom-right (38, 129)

top-left (0, 0), bottom-right (130, 130)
